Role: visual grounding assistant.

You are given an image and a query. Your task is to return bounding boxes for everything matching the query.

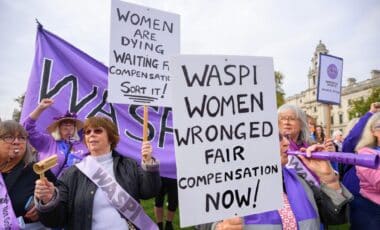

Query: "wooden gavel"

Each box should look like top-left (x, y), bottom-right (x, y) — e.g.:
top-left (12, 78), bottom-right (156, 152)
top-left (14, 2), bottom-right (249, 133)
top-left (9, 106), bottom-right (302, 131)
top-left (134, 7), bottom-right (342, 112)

top-left (33, 155), bottom-right (58, 179)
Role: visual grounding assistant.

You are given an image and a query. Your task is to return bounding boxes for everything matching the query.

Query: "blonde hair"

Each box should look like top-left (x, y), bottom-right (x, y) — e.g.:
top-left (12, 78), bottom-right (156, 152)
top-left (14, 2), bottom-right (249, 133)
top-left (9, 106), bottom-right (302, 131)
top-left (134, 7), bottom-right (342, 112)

top-left (355, 112), bottom-right (380, 151)
top-left (51, 127), bottom-right (81, 141)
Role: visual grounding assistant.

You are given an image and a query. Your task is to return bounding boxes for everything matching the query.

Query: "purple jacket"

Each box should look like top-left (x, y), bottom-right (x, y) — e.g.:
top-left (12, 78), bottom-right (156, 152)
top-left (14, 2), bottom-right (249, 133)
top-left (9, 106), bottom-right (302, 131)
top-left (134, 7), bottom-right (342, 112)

top-left (23, 117), bottom-right (88, 176)
top-left (341, 112), bottom-right (373, 195)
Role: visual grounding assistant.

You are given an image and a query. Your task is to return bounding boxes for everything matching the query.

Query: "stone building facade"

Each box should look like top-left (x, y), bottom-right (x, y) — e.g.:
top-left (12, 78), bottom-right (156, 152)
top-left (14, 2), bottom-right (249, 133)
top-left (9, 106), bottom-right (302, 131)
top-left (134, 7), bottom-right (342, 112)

top-left (285, 41), bottom-right (380, 134)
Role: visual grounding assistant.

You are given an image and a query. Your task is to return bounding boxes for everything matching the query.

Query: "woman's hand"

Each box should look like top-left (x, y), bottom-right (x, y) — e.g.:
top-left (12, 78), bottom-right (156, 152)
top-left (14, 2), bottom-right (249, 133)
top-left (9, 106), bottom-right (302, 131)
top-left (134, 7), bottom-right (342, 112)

top-left (370, 102), bottom-right (380, 113)
top-left (323, 138), bottom-right (335, 152)
top-left (24, 206), bottom-right (39, 222)
top-left (38, 98), bottom-right (54, 110)
top-left (30, 98), bottom-right (54, 120)
top-left (299, 144), bottom-right (340, 189)
top-left (215, 217), bottom-right (243, 230)
top-left (141, 141), bottom-right (153, 163)
top-left (34, 178), bottom-right (55, 204)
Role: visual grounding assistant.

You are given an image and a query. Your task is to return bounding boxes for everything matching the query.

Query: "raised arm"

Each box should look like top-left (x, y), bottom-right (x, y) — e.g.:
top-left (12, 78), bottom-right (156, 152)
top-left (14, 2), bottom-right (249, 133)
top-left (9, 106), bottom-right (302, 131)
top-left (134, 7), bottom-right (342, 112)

top-left (23, 98), bottom-right (55, 153)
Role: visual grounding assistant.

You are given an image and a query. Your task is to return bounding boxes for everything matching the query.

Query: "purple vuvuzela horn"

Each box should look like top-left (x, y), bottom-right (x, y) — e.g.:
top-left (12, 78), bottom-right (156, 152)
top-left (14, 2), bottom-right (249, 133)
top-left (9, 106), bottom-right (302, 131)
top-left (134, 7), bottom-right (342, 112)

top-left (287, 150), bottom-right (379, 169)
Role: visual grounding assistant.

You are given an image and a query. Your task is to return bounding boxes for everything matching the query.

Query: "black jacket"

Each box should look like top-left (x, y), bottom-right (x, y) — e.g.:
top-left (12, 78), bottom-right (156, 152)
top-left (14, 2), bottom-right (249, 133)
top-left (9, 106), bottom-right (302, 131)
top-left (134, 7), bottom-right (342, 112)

top-left (38, 151), bottom-right (161, 229)
top-left (3, 161), bottom-right (56, 223)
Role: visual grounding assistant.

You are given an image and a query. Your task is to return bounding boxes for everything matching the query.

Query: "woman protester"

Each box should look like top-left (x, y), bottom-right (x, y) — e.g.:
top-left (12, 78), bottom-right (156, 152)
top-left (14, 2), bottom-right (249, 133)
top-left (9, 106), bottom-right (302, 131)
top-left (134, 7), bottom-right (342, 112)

top-left (202, 133), bottom-right (352, 230)
top-left (340, 102), bottom-right (380, 229)
top-left (34, 116), bottom-right (161, 230)
top-left (24, 98), bottom-right (87, 177)
top-left (278, 104), bottom-right (335, 187)
top-left (0, 120), bottom-right (56, 229)
top-left (348, 112), bottom-right (380, 229)
top-left (315, 125), bottom-right (326, 144)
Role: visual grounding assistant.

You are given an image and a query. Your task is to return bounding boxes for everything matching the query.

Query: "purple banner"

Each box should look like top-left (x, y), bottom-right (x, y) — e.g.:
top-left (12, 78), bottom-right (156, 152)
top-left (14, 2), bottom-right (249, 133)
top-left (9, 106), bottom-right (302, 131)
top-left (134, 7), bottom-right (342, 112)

top-left (287, 150), bottom-right (379, 169)
top-left (20, 25), bottom-right (176, 178)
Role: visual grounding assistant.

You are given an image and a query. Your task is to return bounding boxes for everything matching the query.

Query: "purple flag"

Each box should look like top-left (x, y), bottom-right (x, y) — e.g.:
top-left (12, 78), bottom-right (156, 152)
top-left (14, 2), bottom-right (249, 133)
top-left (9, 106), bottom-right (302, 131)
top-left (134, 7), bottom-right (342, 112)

top-left (20, 25), bottom-right (176, 178)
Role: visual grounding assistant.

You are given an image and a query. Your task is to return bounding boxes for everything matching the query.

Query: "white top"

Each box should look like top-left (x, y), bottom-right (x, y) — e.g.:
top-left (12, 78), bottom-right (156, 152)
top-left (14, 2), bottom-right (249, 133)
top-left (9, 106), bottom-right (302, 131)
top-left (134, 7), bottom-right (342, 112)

top-left (91, 152), bottom-right (129, 230)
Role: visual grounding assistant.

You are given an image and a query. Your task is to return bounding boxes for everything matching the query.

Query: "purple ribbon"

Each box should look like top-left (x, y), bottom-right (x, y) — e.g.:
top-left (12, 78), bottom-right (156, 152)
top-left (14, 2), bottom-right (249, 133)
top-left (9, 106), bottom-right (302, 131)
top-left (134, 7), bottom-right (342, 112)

top-left (287, 150), bottom-right (380, 169)
top-left (0, 174), bottom-right (20, 229)
top-left (245, 168), bottom-right (317, 225)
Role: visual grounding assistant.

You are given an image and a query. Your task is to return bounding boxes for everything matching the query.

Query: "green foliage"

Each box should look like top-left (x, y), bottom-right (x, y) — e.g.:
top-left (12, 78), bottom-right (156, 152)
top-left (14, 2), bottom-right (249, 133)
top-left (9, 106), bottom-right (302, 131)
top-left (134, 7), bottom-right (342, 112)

top-left (141, 198), bottom-right (195, 230)
top-left (12, 94), bottom-right (25, 122)
top-left (348, 87), bottom-right (380, 119)
top-left (275, 71), bottom-right (285, 108)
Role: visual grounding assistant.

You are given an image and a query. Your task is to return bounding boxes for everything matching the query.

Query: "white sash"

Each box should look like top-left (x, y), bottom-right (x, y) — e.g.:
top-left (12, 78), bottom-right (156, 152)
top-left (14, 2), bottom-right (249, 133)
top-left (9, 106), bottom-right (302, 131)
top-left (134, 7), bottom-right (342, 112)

top-left (0, 173), bottom-right (20, 230)
top-left (76, 156), bottom-right (158, 230)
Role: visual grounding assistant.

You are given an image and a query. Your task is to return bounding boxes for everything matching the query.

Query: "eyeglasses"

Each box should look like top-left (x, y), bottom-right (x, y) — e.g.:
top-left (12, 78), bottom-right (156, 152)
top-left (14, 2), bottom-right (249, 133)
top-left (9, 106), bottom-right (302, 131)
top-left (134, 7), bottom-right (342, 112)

top-left (279, 115), bottom-right (297, 122)
top-left (0, 135), bottom-right (27, 143)
top-left (84, 128), bottom-right (104, 135)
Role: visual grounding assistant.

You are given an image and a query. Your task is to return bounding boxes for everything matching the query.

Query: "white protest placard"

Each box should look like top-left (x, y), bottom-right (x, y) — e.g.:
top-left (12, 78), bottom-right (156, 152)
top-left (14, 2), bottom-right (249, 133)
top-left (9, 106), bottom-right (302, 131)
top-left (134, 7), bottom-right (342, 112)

top-left (171, 55), bottom-right (283, 227)
top-left (317, 53), bottom-right (343, 105)
top-left (108, 0), bottom-right (179, 106)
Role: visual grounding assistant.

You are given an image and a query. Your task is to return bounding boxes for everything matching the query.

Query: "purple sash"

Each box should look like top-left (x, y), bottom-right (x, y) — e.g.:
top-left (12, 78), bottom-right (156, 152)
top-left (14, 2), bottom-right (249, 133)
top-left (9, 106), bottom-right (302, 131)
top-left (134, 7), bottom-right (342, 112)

top-left (286, 140), bottom-right (320, 186)
top-left (244, 168), bottom-right (317, 225)
top-left (76, 156), bottom-right (158, 230)
top-left (0, 174), bottom-right (20, 230)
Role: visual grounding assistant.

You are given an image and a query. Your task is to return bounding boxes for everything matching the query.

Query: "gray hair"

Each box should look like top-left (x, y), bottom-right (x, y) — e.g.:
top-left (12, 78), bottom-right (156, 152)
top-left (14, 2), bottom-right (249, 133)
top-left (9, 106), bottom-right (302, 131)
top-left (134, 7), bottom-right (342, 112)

top-left (355, 112), bottom-right (380, 151)
top-left (277, 104), bottom-right (312, 144)
top-left (332, 130), bottom-right (343, 139)
top-left (0, 120), bottom-right (35, 165)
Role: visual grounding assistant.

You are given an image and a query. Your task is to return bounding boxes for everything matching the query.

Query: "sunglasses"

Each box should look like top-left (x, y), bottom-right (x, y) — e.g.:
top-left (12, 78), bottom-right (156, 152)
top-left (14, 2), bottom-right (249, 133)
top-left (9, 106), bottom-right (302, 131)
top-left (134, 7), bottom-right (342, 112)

top-left (84, 128), bottom-right (104, 135)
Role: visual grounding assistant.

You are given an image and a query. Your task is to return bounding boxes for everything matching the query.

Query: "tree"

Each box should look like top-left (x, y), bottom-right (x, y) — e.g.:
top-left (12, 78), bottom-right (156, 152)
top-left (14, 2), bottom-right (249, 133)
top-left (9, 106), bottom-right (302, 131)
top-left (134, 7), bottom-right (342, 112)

top-left (12, 94), bottom-right (25, 122)
top-left (275, 71), bottom-right (285, 107)
top-left (348, 87), bottom-right (380, 119)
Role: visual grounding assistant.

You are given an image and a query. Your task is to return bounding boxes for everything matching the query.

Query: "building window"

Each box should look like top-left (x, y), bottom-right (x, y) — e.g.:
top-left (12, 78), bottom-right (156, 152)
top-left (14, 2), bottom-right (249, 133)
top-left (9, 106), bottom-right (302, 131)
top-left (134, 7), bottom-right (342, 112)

top-left (314, 107), bottom-right (316, 112)
top-left (331, 116), bottom-right (334, 124)
top-left (339, 114), bottom-right (343, 124)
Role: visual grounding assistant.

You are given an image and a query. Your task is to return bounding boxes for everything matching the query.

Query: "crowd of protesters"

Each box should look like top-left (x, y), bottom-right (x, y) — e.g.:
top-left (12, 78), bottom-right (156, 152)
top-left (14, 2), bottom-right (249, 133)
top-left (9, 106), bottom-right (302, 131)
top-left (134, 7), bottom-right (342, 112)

top-left (1, 99), bottom-right (379, 229)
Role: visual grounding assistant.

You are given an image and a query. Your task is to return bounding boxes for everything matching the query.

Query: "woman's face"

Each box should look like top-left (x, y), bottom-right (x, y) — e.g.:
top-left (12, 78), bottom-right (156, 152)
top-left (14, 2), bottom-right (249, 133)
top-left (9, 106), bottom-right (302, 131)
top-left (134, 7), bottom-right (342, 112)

top-left (372, 120), bottom-right (380, 145)
top-left (0, 132), bottom-right (27, 162)
top-left (279, 134), bottom-right (290, 166)
top-left (59, 120), bottom-right (76, 140)
top-left (278, 109), bottom-right (301, 141)
top-left (84, 126), bottom-right (111, 156)
top-left (316, 126), bottom-right (323, 134)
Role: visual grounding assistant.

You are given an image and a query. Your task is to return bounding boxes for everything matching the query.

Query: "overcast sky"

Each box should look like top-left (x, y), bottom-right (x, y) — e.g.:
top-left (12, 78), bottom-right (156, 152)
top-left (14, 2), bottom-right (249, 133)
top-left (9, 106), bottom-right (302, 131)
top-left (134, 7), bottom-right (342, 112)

top-left (0, 0), bottom-right (379, 119)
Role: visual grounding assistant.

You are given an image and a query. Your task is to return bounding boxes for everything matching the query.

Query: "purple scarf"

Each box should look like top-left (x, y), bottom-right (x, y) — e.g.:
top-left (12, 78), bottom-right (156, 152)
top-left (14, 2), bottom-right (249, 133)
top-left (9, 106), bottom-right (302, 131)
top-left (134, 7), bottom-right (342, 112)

top-left (0, 174), bottom-right (20, 229)
top-left (286, 139), bottom-right (320, 186)
top-left (244, 168), bottom-right (317, 226)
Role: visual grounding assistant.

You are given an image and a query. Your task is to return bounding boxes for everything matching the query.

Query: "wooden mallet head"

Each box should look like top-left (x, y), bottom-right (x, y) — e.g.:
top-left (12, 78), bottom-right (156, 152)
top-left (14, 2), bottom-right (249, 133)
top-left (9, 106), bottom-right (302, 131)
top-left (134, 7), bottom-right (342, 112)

top-left (33, 155), bottom-right (58, 179)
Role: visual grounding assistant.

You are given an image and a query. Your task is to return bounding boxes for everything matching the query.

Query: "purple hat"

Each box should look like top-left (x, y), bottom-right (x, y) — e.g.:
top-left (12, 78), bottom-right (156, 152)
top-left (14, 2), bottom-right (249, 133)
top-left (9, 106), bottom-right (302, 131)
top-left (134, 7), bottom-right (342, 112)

top-left (46, 111), bottom-right (84, 133)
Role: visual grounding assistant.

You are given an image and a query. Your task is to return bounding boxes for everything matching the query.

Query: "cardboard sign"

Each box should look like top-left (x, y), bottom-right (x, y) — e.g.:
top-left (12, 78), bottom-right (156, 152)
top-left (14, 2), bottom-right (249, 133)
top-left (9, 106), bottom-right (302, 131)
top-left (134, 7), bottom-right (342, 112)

top-left (317, 53), bottom-right (343, 105)
top-left (171, 55), bottom-right (283, 227)
top-left (108, 0), bottom-right (179, 106)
